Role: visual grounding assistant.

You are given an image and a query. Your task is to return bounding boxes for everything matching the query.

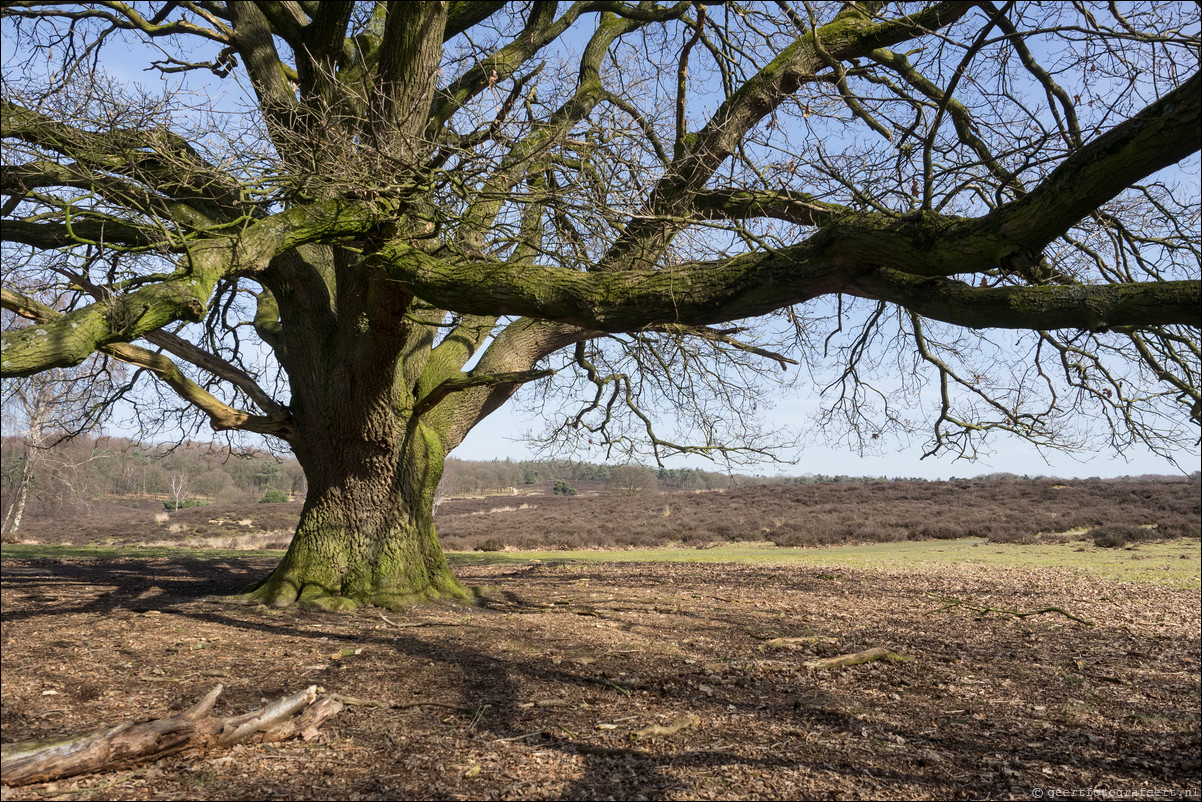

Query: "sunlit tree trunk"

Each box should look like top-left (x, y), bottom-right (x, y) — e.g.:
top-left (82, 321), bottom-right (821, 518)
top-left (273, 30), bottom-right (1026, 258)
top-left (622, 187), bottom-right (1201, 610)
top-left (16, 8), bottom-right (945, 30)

top-left (2, 376), bottom-right (53, 538)
top-left (245, 416), bottom-right (468, 610)
top-left (1, 447), bottom-right (34, 538)
top-left (243, 244), bottom-right (472, 609)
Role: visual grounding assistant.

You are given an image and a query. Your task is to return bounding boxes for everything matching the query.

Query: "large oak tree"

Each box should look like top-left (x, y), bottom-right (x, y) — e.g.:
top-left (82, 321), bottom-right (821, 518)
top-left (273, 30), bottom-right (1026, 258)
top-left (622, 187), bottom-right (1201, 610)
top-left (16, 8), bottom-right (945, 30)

top-left (1, 1), bottom-right (1198, 609)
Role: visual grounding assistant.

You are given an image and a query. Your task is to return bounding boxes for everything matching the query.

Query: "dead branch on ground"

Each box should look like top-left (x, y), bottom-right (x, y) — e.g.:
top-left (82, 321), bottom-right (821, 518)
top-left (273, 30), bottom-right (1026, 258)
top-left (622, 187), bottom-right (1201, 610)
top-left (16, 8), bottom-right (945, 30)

top-left (925, 593), bottom-right (1095, 626)
top-left (631, 713), bottom-right (702, 740)
top-left (803, 647), bottom-right (914, 671)
top-left (0, 684), bottom-right (342, 787)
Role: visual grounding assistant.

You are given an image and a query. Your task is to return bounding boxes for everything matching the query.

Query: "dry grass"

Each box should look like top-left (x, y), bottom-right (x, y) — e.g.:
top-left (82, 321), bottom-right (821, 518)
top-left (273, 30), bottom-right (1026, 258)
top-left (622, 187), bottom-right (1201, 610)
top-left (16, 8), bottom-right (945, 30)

top-left (144, 530), bottom-right (295, 551)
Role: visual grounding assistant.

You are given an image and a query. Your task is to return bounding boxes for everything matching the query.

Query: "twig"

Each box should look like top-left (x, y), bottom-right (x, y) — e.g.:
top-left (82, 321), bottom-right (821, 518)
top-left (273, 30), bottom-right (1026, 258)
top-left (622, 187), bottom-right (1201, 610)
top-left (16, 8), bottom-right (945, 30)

top-left (393, 701), bottom-right (482, 714)
top-left (495, 729), bottom-right (550, 743)
top-left (925, 593), bottom-right (1095, 627)
top-left (328, 694), bottom-right (389, 709)
top-left (506, 727), bottom-right (652, 758)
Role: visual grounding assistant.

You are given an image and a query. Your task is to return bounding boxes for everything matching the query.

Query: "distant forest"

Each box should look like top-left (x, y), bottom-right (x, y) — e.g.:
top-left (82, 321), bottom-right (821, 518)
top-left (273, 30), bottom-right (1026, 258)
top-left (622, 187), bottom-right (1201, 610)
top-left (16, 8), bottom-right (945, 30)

top-left (2, 433), bottom-right (1197, 537)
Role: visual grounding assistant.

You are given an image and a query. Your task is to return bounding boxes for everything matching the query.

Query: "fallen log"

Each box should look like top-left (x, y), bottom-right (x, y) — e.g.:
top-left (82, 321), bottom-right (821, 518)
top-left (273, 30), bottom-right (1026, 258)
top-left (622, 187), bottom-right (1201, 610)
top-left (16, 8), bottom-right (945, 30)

top-left (1, 685), bottom-right (342, 787)
top-left (803, 647), bottom-right (914, 671)
top-left (631, 713), bottom-right (702, 740)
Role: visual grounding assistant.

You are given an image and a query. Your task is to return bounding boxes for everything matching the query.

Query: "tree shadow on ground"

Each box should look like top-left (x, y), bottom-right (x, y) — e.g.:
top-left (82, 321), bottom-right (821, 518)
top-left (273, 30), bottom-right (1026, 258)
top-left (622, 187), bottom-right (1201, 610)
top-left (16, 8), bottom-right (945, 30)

top-left (2, 554), bottom-right (1198, 800)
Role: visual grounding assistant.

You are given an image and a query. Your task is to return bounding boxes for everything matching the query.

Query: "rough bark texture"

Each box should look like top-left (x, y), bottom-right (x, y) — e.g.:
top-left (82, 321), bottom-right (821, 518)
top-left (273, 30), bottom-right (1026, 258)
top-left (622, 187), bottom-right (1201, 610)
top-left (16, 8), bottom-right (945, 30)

top-left (245, 419), bottom-right (469, 609)
top-left (234, 240), bottom-right (477, 608)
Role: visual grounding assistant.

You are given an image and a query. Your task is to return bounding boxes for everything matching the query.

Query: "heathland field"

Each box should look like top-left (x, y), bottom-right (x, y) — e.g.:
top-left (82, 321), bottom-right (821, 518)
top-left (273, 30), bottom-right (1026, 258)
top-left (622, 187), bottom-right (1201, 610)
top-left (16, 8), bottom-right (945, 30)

top-left (5, 478), bottom-right (1199, 553)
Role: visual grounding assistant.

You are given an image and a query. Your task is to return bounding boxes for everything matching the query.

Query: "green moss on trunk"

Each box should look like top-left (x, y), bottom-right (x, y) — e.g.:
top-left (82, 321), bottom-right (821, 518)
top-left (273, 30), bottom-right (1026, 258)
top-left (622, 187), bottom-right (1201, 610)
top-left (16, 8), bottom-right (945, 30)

top-left (244, 420), bottom-right (470, 610)
top-left (245, 510), bottom-right (470, 610)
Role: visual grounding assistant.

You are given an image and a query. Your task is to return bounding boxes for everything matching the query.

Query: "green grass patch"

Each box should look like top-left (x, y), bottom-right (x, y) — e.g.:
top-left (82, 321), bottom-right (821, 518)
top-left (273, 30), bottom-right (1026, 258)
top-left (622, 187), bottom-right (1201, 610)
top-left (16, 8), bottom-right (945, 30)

top-left (447, 538), bottom-right (1202, 587)
top-left (0, 543), bottom-right (283, 560)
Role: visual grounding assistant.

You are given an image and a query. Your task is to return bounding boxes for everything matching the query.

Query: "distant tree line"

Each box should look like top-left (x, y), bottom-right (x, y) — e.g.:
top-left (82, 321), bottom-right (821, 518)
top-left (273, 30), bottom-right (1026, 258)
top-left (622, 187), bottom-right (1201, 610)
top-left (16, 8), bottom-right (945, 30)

top-left (436, 458), bottom-right (759, 498)
top-left (1, 435), bottom-right (305, 535)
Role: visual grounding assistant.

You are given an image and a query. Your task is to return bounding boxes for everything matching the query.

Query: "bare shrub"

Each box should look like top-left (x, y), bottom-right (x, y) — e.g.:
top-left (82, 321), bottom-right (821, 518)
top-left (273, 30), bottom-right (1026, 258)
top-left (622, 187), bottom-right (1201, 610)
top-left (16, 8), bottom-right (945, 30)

top-left (475, 538), bottom-right (506, 552)
top-left (1088, 524), bottom-right (1162, 548)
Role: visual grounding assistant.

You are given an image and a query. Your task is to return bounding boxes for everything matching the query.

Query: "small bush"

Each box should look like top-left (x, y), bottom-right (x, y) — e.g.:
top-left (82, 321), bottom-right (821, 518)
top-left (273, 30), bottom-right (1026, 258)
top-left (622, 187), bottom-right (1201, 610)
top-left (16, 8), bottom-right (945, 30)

top-left (259, 489), bottom-right (289, 504)
top-left (1151, 519), bottom-right (1201, 539)
top-left (1089, 523), bottom-right (1149, 548)
top-left (475, 537), bottom-right (506, 552)
top-left (918, 524), bottom-right (962, 540)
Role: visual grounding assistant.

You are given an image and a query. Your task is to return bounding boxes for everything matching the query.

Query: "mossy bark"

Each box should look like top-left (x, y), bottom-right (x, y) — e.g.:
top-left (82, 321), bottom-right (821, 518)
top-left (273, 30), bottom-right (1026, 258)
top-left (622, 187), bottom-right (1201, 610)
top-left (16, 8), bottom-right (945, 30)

top-left (244, 419), bottom-right (469, 610)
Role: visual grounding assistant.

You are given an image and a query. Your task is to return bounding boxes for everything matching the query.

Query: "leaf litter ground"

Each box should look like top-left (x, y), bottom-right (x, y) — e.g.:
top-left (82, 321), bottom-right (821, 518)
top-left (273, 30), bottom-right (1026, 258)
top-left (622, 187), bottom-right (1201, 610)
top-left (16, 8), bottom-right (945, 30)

top-left (1, 555), bottom-right (1199, 800)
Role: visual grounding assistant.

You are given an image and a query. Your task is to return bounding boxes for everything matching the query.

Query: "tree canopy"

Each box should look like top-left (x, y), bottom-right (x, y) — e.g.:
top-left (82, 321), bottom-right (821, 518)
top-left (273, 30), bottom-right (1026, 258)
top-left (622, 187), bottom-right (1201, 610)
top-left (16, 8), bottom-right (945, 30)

top-left (1, 1), bottom-right (1198, 608)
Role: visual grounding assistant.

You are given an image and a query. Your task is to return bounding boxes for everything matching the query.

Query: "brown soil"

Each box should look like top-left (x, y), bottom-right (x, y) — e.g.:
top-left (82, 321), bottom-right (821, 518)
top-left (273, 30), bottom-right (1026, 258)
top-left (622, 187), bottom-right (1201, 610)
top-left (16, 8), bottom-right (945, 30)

top-left (2, 554), bottom-right (1199, 800)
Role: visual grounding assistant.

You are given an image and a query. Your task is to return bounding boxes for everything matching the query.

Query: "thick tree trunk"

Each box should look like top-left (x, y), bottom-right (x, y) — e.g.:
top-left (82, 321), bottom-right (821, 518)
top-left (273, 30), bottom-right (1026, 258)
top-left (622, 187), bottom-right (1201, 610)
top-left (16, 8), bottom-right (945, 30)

top-left (244, 419), bottom-right (470, 610)
top-left (238, 242), bottom-right (481, 610)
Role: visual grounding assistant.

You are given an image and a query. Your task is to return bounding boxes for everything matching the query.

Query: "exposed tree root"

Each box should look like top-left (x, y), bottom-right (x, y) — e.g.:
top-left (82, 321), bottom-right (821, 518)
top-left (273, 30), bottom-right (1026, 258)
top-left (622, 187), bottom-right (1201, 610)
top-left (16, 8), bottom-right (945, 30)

top-left (803, 647), bottom-right (914, 671)
top-left (0, 685), bottom-right (342, 787)
top-left (925, 593), bottom-right (1095, 626)
top-left (236, 561), bottom-right (476, 612)
top-left (232, 584), bottom-right (476, 612)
